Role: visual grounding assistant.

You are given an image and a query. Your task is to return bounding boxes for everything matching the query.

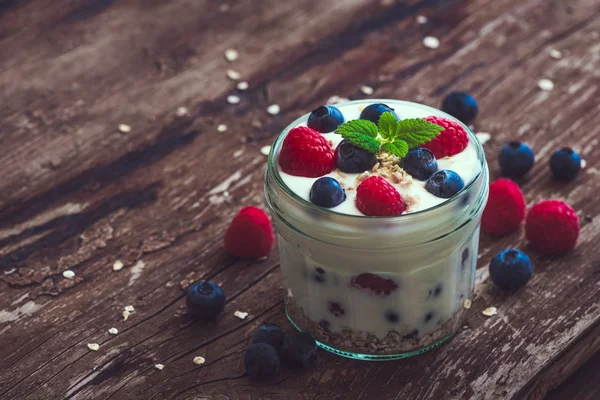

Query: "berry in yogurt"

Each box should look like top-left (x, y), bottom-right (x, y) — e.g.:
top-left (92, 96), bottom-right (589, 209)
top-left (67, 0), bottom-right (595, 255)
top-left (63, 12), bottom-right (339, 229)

top-left (308, 105), bottom-right (345, 133)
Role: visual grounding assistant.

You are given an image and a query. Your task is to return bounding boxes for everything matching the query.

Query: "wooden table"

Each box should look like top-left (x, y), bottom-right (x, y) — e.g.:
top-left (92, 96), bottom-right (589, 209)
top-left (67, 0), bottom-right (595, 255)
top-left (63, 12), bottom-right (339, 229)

top-left (1, 0), bottom-right (599, 399)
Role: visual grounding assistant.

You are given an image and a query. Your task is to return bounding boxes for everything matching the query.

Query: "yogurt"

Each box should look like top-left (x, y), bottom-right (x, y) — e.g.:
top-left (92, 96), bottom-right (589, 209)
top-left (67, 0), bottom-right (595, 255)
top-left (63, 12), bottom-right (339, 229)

top-left (265, 100), bottom-right (489, 360)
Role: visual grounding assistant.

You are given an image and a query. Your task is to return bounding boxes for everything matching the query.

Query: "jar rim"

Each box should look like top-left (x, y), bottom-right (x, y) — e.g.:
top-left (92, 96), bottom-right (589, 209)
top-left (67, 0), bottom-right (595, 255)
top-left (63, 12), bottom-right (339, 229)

top-left (267, 99), bottom-right (487, 221)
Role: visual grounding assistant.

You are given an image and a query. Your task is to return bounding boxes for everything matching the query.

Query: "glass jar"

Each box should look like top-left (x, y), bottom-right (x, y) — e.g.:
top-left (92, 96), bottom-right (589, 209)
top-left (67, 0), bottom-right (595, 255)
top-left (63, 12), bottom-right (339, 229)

top-left (265, 100), bottom-right (489, 360)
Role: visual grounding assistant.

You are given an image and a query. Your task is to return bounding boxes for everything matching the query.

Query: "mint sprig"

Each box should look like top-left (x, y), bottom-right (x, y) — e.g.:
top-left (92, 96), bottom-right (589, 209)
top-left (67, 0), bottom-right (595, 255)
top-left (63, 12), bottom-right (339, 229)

top-left (334, 112), bottom-right (443, 157)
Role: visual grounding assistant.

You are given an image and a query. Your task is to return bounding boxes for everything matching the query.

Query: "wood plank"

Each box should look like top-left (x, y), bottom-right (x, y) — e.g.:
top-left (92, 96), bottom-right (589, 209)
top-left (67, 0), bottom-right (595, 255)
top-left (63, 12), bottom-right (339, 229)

top-left (0, 0), bottom-right (599, 399)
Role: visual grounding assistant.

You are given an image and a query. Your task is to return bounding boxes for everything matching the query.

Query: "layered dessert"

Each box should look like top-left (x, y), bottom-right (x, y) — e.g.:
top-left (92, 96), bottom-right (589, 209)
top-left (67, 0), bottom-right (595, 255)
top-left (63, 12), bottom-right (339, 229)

top-left (265, 100), bottom-right (488, 359)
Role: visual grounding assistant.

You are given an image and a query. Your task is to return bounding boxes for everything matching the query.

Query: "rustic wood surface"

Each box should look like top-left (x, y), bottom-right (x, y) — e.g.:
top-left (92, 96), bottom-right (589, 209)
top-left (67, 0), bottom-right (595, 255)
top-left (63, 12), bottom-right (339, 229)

top-left (1, 0), bottom-right (599, 399)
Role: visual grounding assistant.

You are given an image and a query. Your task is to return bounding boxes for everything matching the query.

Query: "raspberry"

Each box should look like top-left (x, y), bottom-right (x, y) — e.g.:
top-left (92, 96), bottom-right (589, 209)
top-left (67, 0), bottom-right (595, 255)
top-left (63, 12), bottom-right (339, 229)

top-left (278, 126), bottom-right (334, 177)
top-left (422, 116), bottom-right (469, 158)
top-left (526, 200), bottom-right (579, 255)
top-left (481, 179), bottom-right (526, 236)
top-left (224, 206), bottom-right (274, 258)
top-left (355, 176), bottom-right (406, 216)
top-left (351, 273), bottom-right (398, 296)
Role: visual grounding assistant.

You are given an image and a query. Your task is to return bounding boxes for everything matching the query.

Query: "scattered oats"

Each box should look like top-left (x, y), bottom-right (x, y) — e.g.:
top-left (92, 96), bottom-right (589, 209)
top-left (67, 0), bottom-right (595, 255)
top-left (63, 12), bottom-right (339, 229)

top-left (122, 310), bottom-right (131, 321)
top-left (237, 81), bottom-right (249, 91)
top-left (233, 149), bottom-right (244, 158)
top-left (224, 49), bottom-right (239, 62)
top-left (118, 124), bottom-right (131, 133)
top-left (62, 270), bottom-right (75, 279)
top-left (234, 310), bottom-right (249, 320)
top-left (260, 145), bottom-right (271, 156)
top-left (193, 356), bottom-right (206, 365)
top-left (360, 85), bottom-right (374, 95)
top-left (113, 260), bottom-right (124, 271)
top-left (108, 327), bottom-right (119, 335)
top-left (482, 307), bottom-right (498, 317)
top-left (176, 107), bottom-right (189, 117)
top-left (416, 15), bottom-right (428, 24)
top-left (267, 104), bottom-right (280, 115)
top-left (87, 343), bottom-right (100, 351)
top-left (357, 171), bottom-right (370, 183)
top-left (327, 95), bottom-right (350, 105)
top-left (155, 364), bottom-right (165, 370)
top-left (4, 268), bottom-right (16, 275)
top-left (226, 69), bottom-right (241, 80)
top-left (391, 172), bottom-right (403, 184)
top-left (463, 299), bottom-right (472, 309)
top-left (124, 305), bottom-right (135, 312)
top-left (538, 79), bottom-right (554, 91)
top-left (581, 159), bottom-right (587, 168)
top-left (423, 36), bottom-right (440, 49)
top-left (227, 95), bottom-right (240, 104)
top-left (217, 124), bottom-right (228, 132)
top-left (475, 132), bottom-right (491, 145)
top-left (549, 49), bottom-right (562, 59)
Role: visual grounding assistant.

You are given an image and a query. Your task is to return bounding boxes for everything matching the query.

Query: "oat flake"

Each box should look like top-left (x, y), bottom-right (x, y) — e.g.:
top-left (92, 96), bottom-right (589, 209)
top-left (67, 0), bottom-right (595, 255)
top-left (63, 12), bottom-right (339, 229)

top-left (193, 356), bottom-right (206, 365)
top-left (327, 95), bottom-right (350, 105)
top-left (360, 85), bottom-right (374, 95)
top-left (224, 49), bottom-right (239, 62)
top-left (118, 124), bottom-right (131, 133)
top-left (122, 310), bottom-right (130, 321)
top-left (482, 307), bottom-right (498, 317)
top-left (475, 132), bottom-right (491, 145)
top-left (237, 81), bottom-right (249, 91)
top-left (260, 145), bottom-right (271, 156)
top-left (62, 270), bottom-right (75, 279)
top-left (227, 95), bottom-right (240, 104)
top-left (124, 305), bottom-right (135, 312)
top-left (87, 343), bottom-right (100, 351)
top-left (581, 159), bottom-right (587, 168)
top-left (416, 15), bottom-right (428, 24)
top-left (113, 260), bottom-right (124, 271)
top-left (176, 107), bottom-right (189, 117)
top-left (108, 327), bottom-right (118, 335)
top-left (549, 49), bottom-right (562, 59)
top-left (538, 79), bottom-right (554, 91)
top-left (217, 124), bottom-right (228, 133)
top-left (226, 69), bottom-right (241, 80)
top-left (463, 299), bottom-right (472, 309)
top-left (234, 311), bottom-right (248, 320)
top-left (267, 104), bottom-right (280, 115)
top-left (155, 364), bottom-right (164, 370)
top-left (423, 36), bottom-right (440, 49)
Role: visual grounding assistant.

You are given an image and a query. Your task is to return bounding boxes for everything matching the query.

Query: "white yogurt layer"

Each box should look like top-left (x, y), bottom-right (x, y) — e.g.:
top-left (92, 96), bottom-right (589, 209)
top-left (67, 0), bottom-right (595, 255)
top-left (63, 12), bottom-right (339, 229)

top-left (278, 102), bottom-right (482, 216)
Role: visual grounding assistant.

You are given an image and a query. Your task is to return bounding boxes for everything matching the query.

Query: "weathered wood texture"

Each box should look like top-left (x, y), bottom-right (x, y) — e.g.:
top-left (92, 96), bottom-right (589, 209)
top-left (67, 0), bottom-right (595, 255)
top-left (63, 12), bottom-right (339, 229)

top-left (0, 0), bottom-right (599, 399)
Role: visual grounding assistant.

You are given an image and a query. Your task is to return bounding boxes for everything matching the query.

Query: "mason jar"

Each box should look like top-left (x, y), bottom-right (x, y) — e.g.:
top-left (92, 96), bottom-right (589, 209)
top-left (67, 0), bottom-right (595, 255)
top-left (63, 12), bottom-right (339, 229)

top-left (265, 100), bottom-right (489, 360)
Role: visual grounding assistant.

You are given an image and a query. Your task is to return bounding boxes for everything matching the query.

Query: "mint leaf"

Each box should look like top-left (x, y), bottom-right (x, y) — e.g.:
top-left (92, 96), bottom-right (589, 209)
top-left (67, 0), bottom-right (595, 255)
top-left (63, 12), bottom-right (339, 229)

top-left (377, 112), bottom-right (398, 140)
top-left (340, 132), bottom-right (380, 153)
top-left (335, 119), bottom-right (378, 139)
top-left (396, 118), bottom-right (443, 148)
top-left (381, 140), bottom-right (408, 157)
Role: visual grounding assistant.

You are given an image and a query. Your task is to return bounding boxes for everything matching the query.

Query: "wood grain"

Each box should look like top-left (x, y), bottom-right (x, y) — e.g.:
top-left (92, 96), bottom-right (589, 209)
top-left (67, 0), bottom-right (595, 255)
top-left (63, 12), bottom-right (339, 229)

top-left (0, 0), bottom-right (599, 399)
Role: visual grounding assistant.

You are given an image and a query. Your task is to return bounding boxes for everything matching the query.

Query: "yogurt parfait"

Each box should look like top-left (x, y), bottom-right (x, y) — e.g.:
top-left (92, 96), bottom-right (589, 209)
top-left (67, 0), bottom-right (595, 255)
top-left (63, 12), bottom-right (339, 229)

top-left (265, 100), bottom-right (489, 360)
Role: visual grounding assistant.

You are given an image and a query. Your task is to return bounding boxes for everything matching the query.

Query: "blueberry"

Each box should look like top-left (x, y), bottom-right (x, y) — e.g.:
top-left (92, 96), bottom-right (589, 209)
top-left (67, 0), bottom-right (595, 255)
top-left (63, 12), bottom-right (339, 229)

top-left (244, 343), bottom-right (280, 381)
top-left (307, 105), bottom-right (345, 133)
top-left (359, 103), bottom-right (399, 124)
top-left (312, 267), bottom-right (326, 283)
top-left (441, 92), bottom-right (479, 125)
top-left (550, 147), bottom-right (581, 181)
top-left (499, 141), bottom-right (535, 178)
top-left (281, 332), bottom-right (317, 368)
top-left (253, 323), bottom-right (285, 350)
top-left (424, 312), bottom-right (435, 323)
top-left (402, 148), bottom-right (438, 180)
top-left (309, 177), bottom-right (346, 208)
top-left (186, 281), bottom-right (226, 319)
top-left (334, 139), bottom-right (377, 173)
top-left (489, 249), bottom-right (533, 291)
top-left (425, 170), bottom-right (464, 198)
top-left (385, 310), bottom-right (400, 323)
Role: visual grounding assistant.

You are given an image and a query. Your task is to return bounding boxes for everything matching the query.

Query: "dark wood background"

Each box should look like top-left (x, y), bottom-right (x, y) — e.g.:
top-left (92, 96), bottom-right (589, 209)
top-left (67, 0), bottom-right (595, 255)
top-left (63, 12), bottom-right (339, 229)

top-left (1, 0), bottom-right (599, 399)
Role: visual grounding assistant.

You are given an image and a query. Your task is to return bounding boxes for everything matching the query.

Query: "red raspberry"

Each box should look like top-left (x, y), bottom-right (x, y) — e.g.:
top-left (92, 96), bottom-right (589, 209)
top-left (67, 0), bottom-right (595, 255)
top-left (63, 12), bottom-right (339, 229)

top-left (422, 116), bottom-right (469, 158)
top-left (356, 176), bottom-right (406, 216)
top-left (351, 273), bottom-right (398, 296)
top-left (224, 206), bottom-right (274, 258)
top-left (526, 200), bottom-right (579, 255)
top-left (278, 126), bottom-right (334, 177)
top-left (481, 179), bottom-right (526, 236)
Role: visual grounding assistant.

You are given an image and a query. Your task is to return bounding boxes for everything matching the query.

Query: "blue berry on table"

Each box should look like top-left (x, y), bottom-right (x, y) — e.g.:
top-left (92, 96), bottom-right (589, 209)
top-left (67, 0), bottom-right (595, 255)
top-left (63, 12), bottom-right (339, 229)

top-left (499, 141), bottom-right (535, 178)
top-left (402, 148), bottom-right (438, 181)
top-left (281, 332), bottom-right (317, 368)
top-left (307, 105), bottom-right (345, 133)
top-left (425, 170), bottom-right (464, 198)
top-left (549, 147), bottom-right (581, 181)
top-left (309, 177), bottom-right (346, 208)
top-left (334, 139), bottom-right (377, 173)
top-left (253, 323), bottom-right (285, 350)
top-left (244, 343), bottom-right (280, 381)
top-left (441, 91), bottom-right (479, 125)
top-left (186, 281), bottom-right (226, 319)
top-left (489, 248), bottom-right (533, 291)
top-left (359, 103), bottom-right (399, 124)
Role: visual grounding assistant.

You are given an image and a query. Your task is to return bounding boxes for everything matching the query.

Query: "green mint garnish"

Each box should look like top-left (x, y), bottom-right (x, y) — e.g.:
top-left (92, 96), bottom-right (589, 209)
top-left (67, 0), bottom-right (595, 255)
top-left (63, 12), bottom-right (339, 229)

top-left (334, 112), bottom-right (443, 157)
